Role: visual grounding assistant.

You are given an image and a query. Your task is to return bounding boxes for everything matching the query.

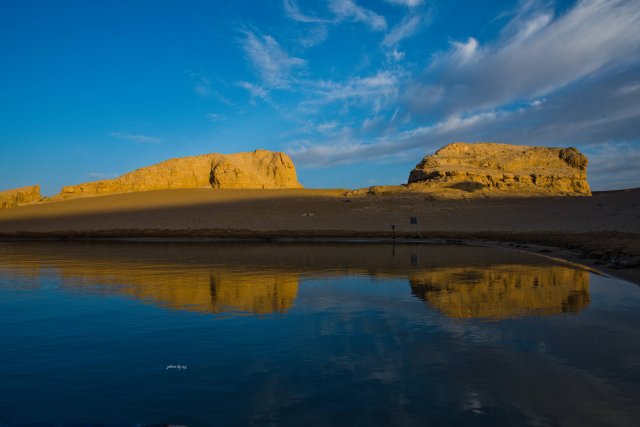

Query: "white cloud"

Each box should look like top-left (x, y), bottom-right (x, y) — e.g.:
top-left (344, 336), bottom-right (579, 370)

top-left (290, 61), bottom-right (640, 190)
top-left (206, 113), bottom-right (227, 122)
top-left (189, 72), bottom-right (233, 104)
top-left (616, 82), bottom-right (640, 96)
top-left (297, 25), bottom-right (329, 49)
top-left (384, 0), bottom-right (424, 7)
top-left (387, 49), bottom-right (405, 62)
top-left (193, 75), bottom-right (211, 96)
top-left (241, 30), bottom-right (305, 88)
top-left (316, 121), bottom-right (339, 132)
top-left (329, 0), bottom-right (387, 31)
top-left (409, 0), bottom-right (640, 116)
top-left (383, 14), bottom-right (426, 47)
top-left (283, 0), bottom-right (333, 23)
top-left (236, 81), bottom-right (269, 101)
top-left (110, 132), bottom-right (161, 144)
top-left (304, 71), bottom-right (400, 111)
top-left (87, 172), bottom-right (119, 180)
top-left (275, 0), bottom-right (640, 190)
top-left (585, 142), bottom-right (640, 190)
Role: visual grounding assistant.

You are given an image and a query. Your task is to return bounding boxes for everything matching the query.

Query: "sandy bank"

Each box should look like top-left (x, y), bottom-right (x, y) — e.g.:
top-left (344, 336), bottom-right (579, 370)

top-left (0, 187), bottom-right (638, 282)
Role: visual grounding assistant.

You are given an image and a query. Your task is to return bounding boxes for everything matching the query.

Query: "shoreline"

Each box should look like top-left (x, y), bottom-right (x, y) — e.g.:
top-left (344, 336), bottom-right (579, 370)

top-left (1, 187), bottom-right (638, 284)
top-left (1, 230), bottom-right (638, 286)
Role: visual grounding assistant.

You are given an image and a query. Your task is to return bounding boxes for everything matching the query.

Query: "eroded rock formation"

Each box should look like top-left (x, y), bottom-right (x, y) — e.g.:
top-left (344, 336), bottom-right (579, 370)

top-left (57, 149), bottom-right (301, 198)
top-left (407, 142), bottom-right (591, 196)
top-left (353, 142), bottom-right (591, 198)
top-left (0, 185), bottom-right (42, 208)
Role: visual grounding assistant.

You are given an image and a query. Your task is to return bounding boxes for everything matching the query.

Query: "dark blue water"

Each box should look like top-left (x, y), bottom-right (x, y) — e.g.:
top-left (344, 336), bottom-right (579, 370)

top-left (1, 242), bottom-right (639, 426)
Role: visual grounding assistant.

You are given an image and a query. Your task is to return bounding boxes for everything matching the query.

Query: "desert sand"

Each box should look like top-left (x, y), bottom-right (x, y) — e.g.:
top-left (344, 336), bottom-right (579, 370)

top-left (0, 187), bottom-right (638, 281)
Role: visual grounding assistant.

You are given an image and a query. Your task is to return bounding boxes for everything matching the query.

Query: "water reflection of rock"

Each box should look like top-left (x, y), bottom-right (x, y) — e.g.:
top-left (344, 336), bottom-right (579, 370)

top-left (0, 242), bottom-right (591, 318)
top-left (0, 245), bottom-right (300, 314)
top-left (410, 265), bottom-right (590, 319)
top-left (209, 271), bottom-right (298, 314)
top-left (75, 269), bottom-right (299, 315)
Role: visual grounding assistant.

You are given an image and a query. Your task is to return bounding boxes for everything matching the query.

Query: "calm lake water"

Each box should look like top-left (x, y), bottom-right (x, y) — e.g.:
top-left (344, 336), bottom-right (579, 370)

top-left (1, 241), bottom-right (639, 426)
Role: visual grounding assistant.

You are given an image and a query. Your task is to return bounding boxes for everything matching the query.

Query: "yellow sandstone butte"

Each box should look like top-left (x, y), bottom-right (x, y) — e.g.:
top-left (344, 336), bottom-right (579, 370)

top-left (359, 142), bottom-right (591, 198)
top-left (407, 142), bottom-right (591, 196)
top-left (56, 149), bottom-right (302, 198)
top-left (0, 185), bottom-right (42, 208)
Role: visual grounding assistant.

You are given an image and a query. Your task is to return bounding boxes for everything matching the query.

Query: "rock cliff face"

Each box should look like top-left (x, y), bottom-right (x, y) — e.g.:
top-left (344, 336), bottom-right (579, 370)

top-left (58, 149), bottom-right (302, 198)
top-left (0, 185), bottom-right (42, 208)
top-left (407, 142), bottom-right (591, 196)
top-left (209, 151), bottom-right (301, 189)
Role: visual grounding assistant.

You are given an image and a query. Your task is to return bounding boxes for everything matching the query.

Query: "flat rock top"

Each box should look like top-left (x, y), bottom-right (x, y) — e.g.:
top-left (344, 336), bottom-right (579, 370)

top-left (414, 142), bottom-right (588, 178)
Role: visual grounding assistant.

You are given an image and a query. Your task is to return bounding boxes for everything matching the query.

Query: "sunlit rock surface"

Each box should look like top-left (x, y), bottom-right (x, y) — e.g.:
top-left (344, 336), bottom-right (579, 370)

top-left (409, 142), bottom-right (591, 196)
top-left (357, 142), bottom-right (591, 198)
top-left (0, 185), bottom-right (42, 208)
top-left (56, 149), bottom-right (302, 199)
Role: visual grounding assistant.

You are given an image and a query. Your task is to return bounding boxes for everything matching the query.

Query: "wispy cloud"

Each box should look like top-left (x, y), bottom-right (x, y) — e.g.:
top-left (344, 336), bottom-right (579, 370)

top-left (383, 13), bottom-right (428, 47)
top-left (283, 0), bottom-right (333, 23)
top-left (584, 142), bottom-right (640, 189)
top-left (303, 71), bottom-right (401, 112)
top-left (110, 132), bottom-right (161, 144)
top-left (384, 0), bottom-right (424, 7)
top-left (406, 0), bottom-right (640, 116)
top-left (290, 61), bottom-right (640, 189)
top-left (241, 30), bottom-right (305, 88)
top-left (297, 25), bottom-right (329, 49)
top-left (192, 75), bottom-right (211, 97)
top-left (87, 172), bottom-right (119, 180)
top-left (260, 0), bottom-right (640, 190)
top-left (189, 72), bottom-right (234, 105)
top-left (329, 0), bottom-right (387, 31)
top-left (236, 81), bottom-right (269, 101)
top-left (206, 113), bottom-right (227, 122)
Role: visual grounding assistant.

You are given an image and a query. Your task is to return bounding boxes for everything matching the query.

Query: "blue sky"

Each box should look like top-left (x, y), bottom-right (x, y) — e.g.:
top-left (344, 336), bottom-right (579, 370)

top-left (1, 0), bottom-right (639, 195)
